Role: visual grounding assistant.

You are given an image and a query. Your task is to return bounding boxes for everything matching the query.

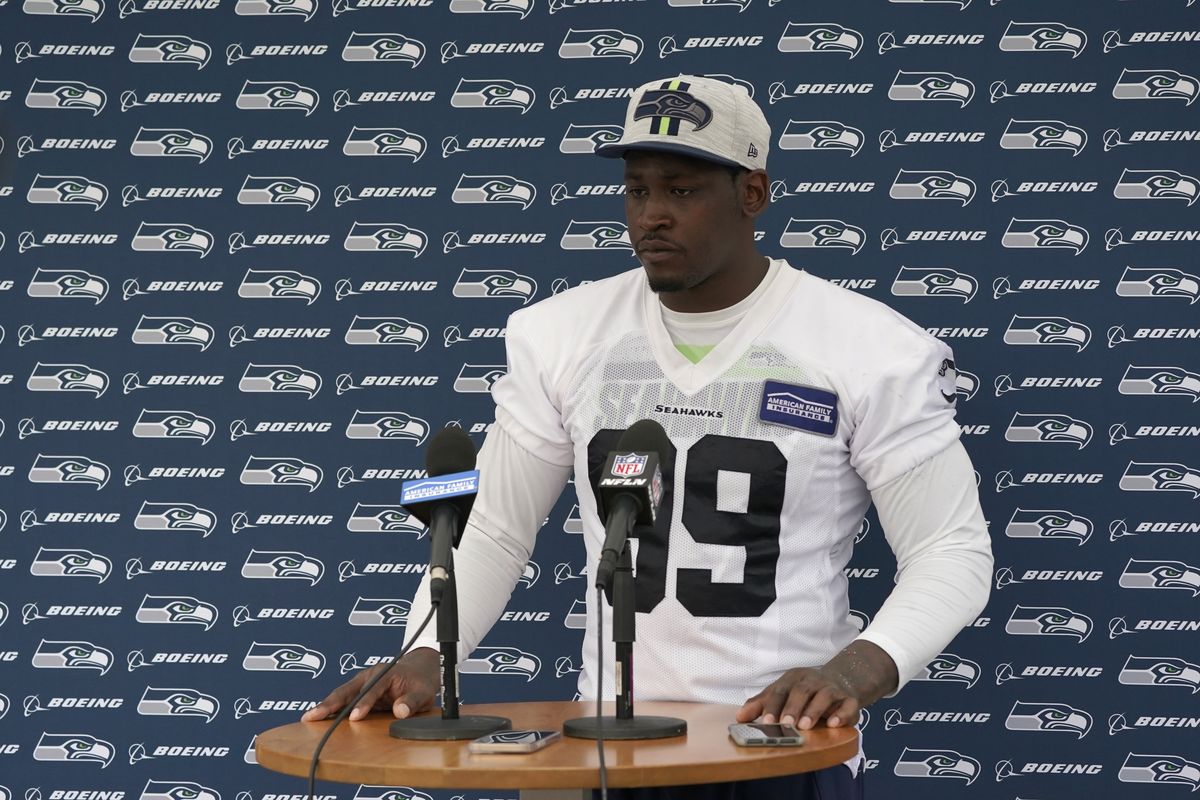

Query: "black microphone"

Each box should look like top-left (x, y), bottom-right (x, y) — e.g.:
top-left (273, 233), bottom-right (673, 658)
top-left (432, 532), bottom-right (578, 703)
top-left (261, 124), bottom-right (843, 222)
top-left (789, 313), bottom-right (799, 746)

top-left (400, 426), bottom-right (479, 606)
top-left (593, 419), bottom-right (670, 592)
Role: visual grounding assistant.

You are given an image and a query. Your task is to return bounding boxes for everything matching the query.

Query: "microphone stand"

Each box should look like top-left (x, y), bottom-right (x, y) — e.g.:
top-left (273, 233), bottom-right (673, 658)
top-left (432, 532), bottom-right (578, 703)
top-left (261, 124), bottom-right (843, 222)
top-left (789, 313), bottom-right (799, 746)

top-left (563, 536), bottom-right (686, 740)
top-left (390, 551), bottom-right (511, 740)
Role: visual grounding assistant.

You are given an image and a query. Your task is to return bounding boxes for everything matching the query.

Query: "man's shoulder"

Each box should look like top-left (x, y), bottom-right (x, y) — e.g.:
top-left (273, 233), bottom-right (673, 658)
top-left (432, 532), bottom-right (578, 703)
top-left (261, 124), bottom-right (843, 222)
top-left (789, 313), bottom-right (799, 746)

top-left (507, 267), bottom-right (644, 337)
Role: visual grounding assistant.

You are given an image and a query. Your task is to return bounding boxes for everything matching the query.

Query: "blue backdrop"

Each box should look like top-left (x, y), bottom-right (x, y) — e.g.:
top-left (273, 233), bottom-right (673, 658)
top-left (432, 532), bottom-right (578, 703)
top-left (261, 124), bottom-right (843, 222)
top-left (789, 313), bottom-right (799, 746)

top-left (1, 0), bottom-right (1199, 797)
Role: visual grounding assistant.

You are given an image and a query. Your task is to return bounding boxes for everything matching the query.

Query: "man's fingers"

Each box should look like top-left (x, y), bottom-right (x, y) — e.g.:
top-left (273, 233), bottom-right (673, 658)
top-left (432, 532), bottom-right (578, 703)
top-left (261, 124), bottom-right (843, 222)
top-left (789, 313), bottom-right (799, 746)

top-left (301, 680), bottom-right (362, 721)
top-left (760, 683), bottom-right (801, 725)
top-left (735, 698), bottom-right (764, 723)
top-left (826, 698), bottom-right (861, 728)
top-left (301, 702), bottom-right (333, 722)
top-left (794, 686), bottom-right (839, 730)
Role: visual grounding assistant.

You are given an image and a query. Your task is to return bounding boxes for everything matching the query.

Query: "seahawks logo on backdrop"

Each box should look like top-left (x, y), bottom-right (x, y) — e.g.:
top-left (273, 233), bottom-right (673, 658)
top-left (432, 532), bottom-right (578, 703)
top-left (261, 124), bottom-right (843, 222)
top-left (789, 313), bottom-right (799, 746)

top-left (1005, 412), bottom-right (1093, 449)
top-left (347, 504), bottom-right (425, 535)
top-left (1005, 701), bottom-right (1092, 737)
top-left (237, 177), bottom-right (321, 210)
top-left (132, 223), bottom-right (213, 257)
top-left (998, 21), bottom-right (1087, 56)
top-left (1001, 218), bottom-right (1089, 254)
top-left (454, 364), bottom-right (507, 393)
top-left (128, 34), bottom-right (211, 68)
top-left (235, 0), bottom-right (316, 19)
top-left (23, 0), bottom-right (105, 19)
top-left (560, 124), bottom-right (622, 154)
top-left (132, 409), bottom-right (215, 444)
top-left (1119, 655), bottom-right (1200, 691)
top-left (1005, 508), bottom-right (1093, 544)
top-left (342, 32), bottom-right (425, 65)
top-left (778, 120), bottom-right (864, 155)
top-left (137, 687), bottom-right (220, 722)
top-left (1113, 68), bottom-right (1200, 105)
top-left (888, 70), bottom-right (974, 105)
top-left (777, 23), bottom-right (863, 58)
top-left (450, 78), bottom-right (535, 113)
top-left (239, 457), bottom-right (323, 491)
top-left (1119, 754), bottom-right (1200, 790)
top-left (135, 595), bottom-right (218, 628)
top-left (1113, 169), bottom-right (1200, 205)
top-left (559, 28), bottom-right (643, 61)
top-left (239, 364), bottom-right (322, 397)
top-left (140, 781), bottom-right (221, 800)
top-left (1000, 119), bottom-right (1087, 155)
top-left (344, 316), bottom-right (429, 348)
top-left (27, 175), bottom-right (108, 210)
top-left (28, 455), bottom-right (111, 490)
top-left (1118, 365), bottom-right (1200, 400)
top-left (891, 267), bottom-right (977, 302)
top-left (343, 127), bottom-right (427, 159)
top-left (236, 80), bottom-right (319, 114)
top-left (1003, 315), bottom-right (1092, 350)
top-left (352, 786), bottom-right (434, 800)
top-left (453, 269), bottom-right (538, 302)
top-left (893, 748), bottom-right (980, 783)
top-left (239, 270), bottom-right (321, 303)
top-left (242, 549), bottom-right (325, 583)
top-left (1116, 267), bottom-right (1200, 303)
top-left (344, 223), bottom-right (427, 255)
top-left (560, 220), bottom-right (632, 251)
top-left (890, 169), bottom-right (976, 204)
top-left (34, 733), bottom-right (114, 767)
top-left (449, 0), bottom-right (533, 18)
top-left (1119, 559), bottom-right (1200, 594)
top-left (461, 647), bottom-right (541, 681)
top-left (26, 79), bottom-right (107, 114)
top-left (889, 0), bottom-right (970, 8)
top-left (28, 270), bottom-right (109, 304)
top-left (1005, 605), bottom-right (1092, 641)
top-left (130, 127), bottom-right (213, 162)
top-left (914, 653), bottom-right (980, 688)
top-left (31, 640), bottom-right (114, 673)
top-left (778, 218), bottom-right (865, 254)
top-left (346, 411), bottom-right (429, 444)
top-left (1119, 462), bottom-right (1200, 498)
top-left (131, 316), bottom-right (215, 349)
top-left (452, 174), bottom-right (536, 209)
top-left (347, 598), bottom-right (411, 626)
top-left (31, 547), bottom-right (112, 581)
top-left (134, 501), bottom-right (217, 536)
top-left (634, 82), bottom-right (714, 135)
top-left (243, 642), bottom-right (325, 676)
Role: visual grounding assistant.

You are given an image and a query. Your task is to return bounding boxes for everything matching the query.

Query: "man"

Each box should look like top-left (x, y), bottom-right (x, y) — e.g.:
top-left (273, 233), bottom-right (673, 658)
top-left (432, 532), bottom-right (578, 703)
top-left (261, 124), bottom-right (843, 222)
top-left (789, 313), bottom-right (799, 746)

top-left (303, 75), bottom-right (993, 799)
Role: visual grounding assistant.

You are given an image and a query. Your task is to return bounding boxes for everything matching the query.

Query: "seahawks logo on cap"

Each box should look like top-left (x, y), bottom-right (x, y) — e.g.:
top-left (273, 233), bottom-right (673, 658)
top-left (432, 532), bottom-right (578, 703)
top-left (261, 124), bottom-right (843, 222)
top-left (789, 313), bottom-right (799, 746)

top-left (634, 80), bottom-right (713, 135)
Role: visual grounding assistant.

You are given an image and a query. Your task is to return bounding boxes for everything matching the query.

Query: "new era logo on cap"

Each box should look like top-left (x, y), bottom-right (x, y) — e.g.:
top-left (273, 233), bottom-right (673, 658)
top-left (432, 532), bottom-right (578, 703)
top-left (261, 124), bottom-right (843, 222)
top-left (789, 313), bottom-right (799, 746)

top-left (596, 75), bottom-right (770, 171)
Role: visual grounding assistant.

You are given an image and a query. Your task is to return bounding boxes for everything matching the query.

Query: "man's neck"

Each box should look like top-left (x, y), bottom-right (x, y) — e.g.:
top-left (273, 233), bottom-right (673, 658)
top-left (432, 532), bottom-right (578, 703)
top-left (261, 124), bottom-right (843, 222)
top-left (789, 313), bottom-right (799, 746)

top-left (658, 253), bottom-right (771, 313)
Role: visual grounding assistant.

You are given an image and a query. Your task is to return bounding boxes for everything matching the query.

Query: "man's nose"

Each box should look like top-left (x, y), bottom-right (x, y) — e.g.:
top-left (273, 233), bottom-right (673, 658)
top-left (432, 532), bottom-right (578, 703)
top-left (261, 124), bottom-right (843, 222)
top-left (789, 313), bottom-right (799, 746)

top-left (635, 195), bottom-right (673, 230)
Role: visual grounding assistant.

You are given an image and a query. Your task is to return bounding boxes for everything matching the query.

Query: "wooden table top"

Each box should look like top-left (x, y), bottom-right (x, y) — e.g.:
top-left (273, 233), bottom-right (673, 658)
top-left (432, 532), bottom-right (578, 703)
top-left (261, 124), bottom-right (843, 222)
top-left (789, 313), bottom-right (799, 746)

top-left (256, 700), bottom-right (860, 790)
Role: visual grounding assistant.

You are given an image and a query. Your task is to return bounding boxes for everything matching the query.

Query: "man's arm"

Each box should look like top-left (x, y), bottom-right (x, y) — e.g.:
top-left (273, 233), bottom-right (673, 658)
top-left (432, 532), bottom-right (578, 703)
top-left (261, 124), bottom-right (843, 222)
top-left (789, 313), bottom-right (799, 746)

top-left (738, 438), bottom-right (991, 729)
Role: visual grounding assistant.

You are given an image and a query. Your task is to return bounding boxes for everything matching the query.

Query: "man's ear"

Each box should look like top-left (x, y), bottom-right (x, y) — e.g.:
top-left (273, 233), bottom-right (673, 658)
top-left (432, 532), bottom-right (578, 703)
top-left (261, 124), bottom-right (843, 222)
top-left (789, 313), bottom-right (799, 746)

top-left (741, 170), bottom-right (770, 218)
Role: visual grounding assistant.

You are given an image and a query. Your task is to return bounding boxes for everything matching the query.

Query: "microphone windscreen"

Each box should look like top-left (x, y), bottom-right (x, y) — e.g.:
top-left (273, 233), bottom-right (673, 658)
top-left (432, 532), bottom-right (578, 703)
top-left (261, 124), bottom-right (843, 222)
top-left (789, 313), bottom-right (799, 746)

top-left (425, 425), bottom-right (478, 476)
top-left (615, 418), bottom-right (672, 457)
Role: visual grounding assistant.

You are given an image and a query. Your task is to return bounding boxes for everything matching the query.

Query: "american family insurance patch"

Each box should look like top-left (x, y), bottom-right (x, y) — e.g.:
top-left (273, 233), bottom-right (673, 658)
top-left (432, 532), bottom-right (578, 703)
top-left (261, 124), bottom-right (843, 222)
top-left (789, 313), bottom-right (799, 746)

top-left (759, 380), bottom-right (838, 437)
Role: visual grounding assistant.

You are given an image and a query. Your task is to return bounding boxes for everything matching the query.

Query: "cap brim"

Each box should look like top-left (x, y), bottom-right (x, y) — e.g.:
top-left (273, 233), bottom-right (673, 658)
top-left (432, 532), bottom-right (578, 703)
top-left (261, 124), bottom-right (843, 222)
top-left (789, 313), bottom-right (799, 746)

top-left (595, 139), bottom-right (746, 171)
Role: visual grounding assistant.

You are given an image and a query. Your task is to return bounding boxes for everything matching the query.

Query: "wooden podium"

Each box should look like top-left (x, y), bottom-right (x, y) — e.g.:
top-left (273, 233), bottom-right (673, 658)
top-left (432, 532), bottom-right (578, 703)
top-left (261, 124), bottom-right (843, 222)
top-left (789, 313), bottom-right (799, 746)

top-left (256, 700), bottom-right (859, 799)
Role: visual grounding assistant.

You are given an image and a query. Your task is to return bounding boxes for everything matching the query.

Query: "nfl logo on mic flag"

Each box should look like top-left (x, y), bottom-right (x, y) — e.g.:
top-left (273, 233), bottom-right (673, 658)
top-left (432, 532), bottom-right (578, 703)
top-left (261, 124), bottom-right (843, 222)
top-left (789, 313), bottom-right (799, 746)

top-left (612, 453), bottom-right (648, 476)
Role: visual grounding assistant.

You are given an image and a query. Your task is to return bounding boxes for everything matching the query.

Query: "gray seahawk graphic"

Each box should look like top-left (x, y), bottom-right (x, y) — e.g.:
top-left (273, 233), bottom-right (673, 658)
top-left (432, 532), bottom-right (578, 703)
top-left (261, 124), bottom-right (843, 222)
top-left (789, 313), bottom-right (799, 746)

top-left (461, 647), bottom-right (541, 681)
top-left (1119, 754), bottom-right (1200, 790)
top-left (345, 411), bottom-right (429, 444)
top-left (26, 79), bottom-right (106, 114)
top-left (242, 549), bottom-right (325, 584)
top-left (348, 598), bottom-right (411, 626)
top-left (1005, 701), bottom-right (1092, 737)
top-left (1005, 605), bottom-right (1092, 641)
top-left (560, 124), bottom-right (622, 154)
top-left (31, 640), bottom-right (114, 673)
top-left (779, 219), bottom-right (865, 253)
top-left (128, 34), bottom-right (211, 69)
top-left (999, 22), bottom-right (1087, 56)
top-left (137, 687), bottom-right (219, 722)
top-left (343, 127), bottom-right (426, 160)
top-left (1000, 119), bottom-right (1087, 155)
top-left (1119, 365), bottom-right (1200, 401)
top-left (235, 0), bottom-right (316, 18)
top-left (891, 267), bottom-right (977, 302)
top-left (237, 177), bottom-right (320, 211)
top-left (453, 269), bottom-right (538, 302)
top-left (451, 78), bottom-right (535, 113)
top-left (243, 642), bottom-right (325, 676)
top-left (239, 457), bottom-right (323, 491)
top-left (344, 223), bottom-right (427, 256)
top-left (449, 0), bottom-right (533, 17)
top-left (1116, 267), bottom-right (1200, 303)
top-left (131, 316), bottom-right (214, 349)
top-left (778, 120), bottom-right (863, 155)
top-left (135, 595), bottom-right (217, 629)
top-left (236, 81), bottom-right (319, 114)
top-left (28, 269), bottom-right (109, 303)
top-left (1113, 169), bottom-right (1199, 205)
top-left (1003, 315), bottom-right (1091, 350)
top-left (342, 32), bottom-right (425, 66)
top-left (1113, 69), bottom-right (1199, 105)
top-left (27, 362), bottom-right (109, 395)
top-left (559, 28), bottom-right (643, 61)
top-left (893, 747), bottom-right (980, 784)
top-left (132, 410), bottom-right (215, 444)
top-left (34, 733), bottom-right (114, 767)
top-left (134, 501), bottom-right (217, 535)
top-left (238, 364), bottom-right (322, 397)
top-left (344, 316), bottom-right (428, 348)
top-left (1005, 412), bottom-right (1092, 448)
top-left (913, 653), bottom-right (980, 688)
top-left (778, 23), bottom-right (863, 57)
top-left (890, 169), bottom-right (975, 204)
top-left (239, 270), bottom-right (321, 303)
top-left (1002, 218), bottom-right (1088, 254)
top-left (1119, 655), bottom-right (1200, 692)
top-left (23, 0), bottom-right (105, 20)
top-left (130, 127), bottom-right (212, 161)
top-left (27, 175), bottom-right (108, 210)
top-left (1119, 461), bottom-right (1200, 498)
top-left (28, 455), bottom-right (111, 489)
top-left (132, 223), bottom-right (213, 257)
top-left (347, 504), bottom-right (426, 535)
top-left (888, 70), bottom-right (974, 105)
top-left (140, 781), bottom-right (221, 800)
top-left (452, 174), bottom-right (536, 209)
top-left (1005, 508), bottom-right (1092, 544)
top-left (561, 220), bottom-right (632, 251)
top-left (1119, 558), bottom-right (1200, 595)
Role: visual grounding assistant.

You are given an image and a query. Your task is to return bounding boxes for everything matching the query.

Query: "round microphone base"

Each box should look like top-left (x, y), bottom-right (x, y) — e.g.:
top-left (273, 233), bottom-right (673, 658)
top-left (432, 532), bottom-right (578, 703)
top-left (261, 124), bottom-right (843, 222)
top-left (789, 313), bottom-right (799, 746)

top-left (562, 715), bottom-right (687, 740)
top-left (389, 715), bottom-right (511, 741)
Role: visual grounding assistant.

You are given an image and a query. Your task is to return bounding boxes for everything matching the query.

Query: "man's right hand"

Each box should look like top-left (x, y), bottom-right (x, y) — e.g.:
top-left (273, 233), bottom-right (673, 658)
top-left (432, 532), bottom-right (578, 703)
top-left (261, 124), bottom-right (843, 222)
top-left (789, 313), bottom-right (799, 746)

top-left (301, 646), bottom-right (440, 722)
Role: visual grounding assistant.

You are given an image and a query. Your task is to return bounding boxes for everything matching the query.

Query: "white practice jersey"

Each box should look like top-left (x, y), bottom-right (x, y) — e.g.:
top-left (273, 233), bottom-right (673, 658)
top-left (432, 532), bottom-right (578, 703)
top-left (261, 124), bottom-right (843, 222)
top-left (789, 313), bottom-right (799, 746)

top-left (491, 259), bottom-right (962, 706)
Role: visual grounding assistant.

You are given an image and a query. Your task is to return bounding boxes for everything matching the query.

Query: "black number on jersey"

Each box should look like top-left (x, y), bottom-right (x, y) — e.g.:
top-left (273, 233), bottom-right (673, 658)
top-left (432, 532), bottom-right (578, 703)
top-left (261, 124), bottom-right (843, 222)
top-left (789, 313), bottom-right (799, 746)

top-left (587, 430), bottom-right (786, 617)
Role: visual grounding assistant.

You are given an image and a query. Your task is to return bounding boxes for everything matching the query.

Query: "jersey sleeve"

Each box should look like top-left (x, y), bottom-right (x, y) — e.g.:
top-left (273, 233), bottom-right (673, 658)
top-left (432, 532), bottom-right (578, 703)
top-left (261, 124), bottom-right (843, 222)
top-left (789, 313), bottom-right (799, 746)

top-left (848, 334), bottom-right (962, 491)
top-left (490, 309), bottom-right (576, 468)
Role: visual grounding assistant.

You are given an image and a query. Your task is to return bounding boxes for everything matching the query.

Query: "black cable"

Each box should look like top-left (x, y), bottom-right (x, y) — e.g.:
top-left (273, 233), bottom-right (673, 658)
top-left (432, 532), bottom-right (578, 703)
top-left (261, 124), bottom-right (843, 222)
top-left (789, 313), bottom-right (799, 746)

top-left (595, 584), bottom-right (608, 800)
top-left (307, 603), bottom-right (438, 800)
